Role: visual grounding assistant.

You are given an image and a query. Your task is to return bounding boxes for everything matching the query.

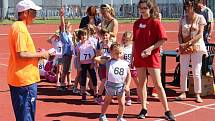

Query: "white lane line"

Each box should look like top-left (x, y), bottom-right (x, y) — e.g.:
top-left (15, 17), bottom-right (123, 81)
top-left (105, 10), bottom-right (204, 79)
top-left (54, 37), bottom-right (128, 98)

top-left (155, 107), bottom-right (201, 121)
top-left (155, 102), bottom-right (215, 121)
top-left (0, 64), bottom-right (8, 67)
top-left (174, 101), bottom-right (199, 108)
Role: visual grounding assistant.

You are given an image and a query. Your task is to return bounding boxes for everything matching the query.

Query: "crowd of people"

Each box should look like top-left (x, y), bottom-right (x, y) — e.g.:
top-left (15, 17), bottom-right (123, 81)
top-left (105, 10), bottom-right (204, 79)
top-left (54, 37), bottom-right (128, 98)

top-left (7, 0), bottom-right (214, 121)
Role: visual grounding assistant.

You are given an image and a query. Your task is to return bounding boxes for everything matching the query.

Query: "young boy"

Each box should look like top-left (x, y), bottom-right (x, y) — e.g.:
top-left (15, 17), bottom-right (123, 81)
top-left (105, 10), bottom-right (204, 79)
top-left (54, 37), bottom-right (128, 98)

top-left (95, 28), bottom-right (112, 105)
top-left (60, 7), bottom-right (74, 91)
top-left (95, 43), bottom-right (131, 121)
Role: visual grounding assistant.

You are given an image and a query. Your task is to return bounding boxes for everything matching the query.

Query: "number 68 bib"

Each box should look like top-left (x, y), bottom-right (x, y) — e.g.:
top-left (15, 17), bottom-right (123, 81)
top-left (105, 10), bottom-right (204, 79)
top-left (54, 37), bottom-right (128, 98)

top-left (107, 59), bottom-right (129, 83)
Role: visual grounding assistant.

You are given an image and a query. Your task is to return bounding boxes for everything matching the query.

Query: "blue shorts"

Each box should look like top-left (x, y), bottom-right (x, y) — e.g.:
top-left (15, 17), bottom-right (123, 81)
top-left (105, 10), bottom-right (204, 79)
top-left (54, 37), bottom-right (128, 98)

top-left (9, 83), bottom-right (37, 121)
top-left (105, 81), bottom-right (125, 96)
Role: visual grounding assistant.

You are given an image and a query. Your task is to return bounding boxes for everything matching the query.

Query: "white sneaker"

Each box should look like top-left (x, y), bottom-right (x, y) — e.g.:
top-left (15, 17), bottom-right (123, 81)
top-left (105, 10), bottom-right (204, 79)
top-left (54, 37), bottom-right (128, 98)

top-left (117, 116), bottom-right (126, 121)
top-left (99, 114), bottom-right (108, 121)
top-left (125, 99), bottom-right (132, 106)
top-left (125, 97), bottom-right (132, 106)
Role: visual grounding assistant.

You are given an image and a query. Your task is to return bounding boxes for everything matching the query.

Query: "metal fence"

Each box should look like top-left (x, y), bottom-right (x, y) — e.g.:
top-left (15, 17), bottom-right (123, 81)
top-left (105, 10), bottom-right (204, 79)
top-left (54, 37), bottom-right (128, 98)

top-left (2, 0), bottom-right (215, 19)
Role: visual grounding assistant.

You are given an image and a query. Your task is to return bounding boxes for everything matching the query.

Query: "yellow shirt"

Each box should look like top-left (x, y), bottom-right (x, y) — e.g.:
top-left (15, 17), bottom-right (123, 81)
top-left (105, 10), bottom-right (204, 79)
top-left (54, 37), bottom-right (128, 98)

top-left (7, 21), bottom-right (40, 87)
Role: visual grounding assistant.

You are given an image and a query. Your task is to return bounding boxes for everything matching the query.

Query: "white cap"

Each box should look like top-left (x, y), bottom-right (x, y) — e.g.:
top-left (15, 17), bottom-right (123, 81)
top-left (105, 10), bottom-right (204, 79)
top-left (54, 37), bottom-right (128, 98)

top-left (16, 0), bottom-right (42, 13)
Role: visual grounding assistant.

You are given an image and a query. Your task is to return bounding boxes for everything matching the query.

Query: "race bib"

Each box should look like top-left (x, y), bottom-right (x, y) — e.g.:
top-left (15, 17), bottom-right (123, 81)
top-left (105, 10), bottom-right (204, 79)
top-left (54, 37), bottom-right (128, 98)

top-left (56, 46), bottom-right (63, 56)
top-left (80, 48), bottom-right (95, 61)
top-left (124, 54), bottom-right (132, 62)
top-left (113, 67), bottom-right (125, 76)
top-left (38, 59), bottom-right (48, 76)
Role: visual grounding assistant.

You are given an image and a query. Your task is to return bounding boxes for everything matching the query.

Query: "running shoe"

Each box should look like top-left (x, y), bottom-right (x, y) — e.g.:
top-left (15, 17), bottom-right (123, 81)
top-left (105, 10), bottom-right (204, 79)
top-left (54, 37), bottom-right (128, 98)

top-left (125, 97), bottom-right (132, 106)
top-left (99, 114), bottom-right (108, 121)
top-left (95, 96), bottom-right (104, 105)
top-left (165, 111), bottom-right (176, 121)
top-left (117, 116), bottom-right (126, 121)
top-left (137, 109), bottom-right (147, 119)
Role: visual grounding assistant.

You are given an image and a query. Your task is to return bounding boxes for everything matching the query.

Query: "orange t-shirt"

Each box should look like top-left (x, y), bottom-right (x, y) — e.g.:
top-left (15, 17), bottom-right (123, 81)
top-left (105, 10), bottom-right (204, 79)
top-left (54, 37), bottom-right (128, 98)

top-left (7, 21), bottom-right (40, 87)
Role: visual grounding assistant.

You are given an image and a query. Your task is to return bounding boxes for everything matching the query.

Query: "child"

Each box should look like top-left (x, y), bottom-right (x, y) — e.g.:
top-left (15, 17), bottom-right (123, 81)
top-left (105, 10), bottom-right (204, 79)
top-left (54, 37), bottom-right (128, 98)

top-left (77, 29), bottom-right (98, 101)
top-left (60, 7), bottom-right (74, 91)
top-left (72, 29), bottom-right (81, 94)
top-left (121, 31), bottom-right (140, 105)
top-left (47, 30), bottom-right (63, 90)
top-left (95, 28), bottom-right (112, 105)
top-left (96, 43), bottom-right (131, 121)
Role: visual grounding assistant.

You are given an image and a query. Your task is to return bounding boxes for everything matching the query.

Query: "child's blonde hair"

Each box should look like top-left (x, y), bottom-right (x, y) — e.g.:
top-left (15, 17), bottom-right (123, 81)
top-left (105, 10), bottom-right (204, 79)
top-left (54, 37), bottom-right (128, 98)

top-left (86, 24), bottom-right (96, 35)
top-left (122, 31), bottom-right (133, 41)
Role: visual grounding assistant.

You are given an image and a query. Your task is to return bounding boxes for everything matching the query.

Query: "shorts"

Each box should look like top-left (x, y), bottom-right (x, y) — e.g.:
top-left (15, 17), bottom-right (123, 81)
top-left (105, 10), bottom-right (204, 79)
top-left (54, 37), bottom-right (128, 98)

top-left (105, 81), bottom-right (125, 96)
top-left (98, 64), bottom-right (106, 80)
top-left (62, 55), bottom-right (72, 74)
top-left (130, 69), bottom-right (138, 78)
top-left (55, 58), bottom-right (63, 65)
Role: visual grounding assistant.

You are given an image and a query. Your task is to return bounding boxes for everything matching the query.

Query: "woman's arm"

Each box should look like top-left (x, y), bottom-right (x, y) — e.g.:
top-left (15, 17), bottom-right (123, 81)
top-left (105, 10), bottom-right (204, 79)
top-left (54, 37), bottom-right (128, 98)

top-left (110, 19), bottom-right (118, 37)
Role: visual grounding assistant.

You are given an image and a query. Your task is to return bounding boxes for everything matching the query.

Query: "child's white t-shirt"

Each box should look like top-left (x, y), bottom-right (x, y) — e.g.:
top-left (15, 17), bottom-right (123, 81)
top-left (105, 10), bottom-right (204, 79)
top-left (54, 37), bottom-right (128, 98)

top-left (107, 59), bottom-right (129, 84)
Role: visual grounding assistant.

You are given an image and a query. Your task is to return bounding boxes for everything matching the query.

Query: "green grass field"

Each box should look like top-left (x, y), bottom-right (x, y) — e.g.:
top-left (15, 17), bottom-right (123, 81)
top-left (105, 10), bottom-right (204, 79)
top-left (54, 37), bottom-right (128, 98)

top-left (0, 18), bottom-right (179, 25)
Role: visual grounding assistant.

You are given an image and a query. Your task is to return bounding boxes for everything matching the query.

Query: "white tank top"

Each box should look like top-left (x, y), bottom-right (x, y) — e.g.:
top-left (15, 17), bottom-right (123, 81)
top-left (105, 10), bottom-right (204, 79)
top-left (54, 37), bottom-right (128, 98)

top-left (107, 59), bottom-right (129, 83)
top-left (123, 44), bottom-right (132, 64)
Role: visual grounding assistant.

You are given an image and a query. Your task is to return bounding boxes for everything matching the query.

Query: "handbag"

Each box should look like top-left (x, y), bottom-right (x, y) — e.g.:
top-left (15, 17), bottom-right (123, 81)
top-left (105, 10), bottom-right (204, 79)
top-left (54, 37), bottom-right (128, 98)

top-left (179, 16), bottom-right (197, 54)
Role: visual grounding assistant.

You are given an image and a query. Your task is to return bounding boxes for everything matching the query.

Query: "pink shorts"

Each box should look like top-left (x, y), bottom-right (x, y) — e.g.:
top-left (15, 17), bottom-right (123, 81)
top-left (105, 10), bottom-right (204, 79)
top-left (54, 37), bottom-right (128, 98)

top-left (130, 69), bottom-right (138, 78)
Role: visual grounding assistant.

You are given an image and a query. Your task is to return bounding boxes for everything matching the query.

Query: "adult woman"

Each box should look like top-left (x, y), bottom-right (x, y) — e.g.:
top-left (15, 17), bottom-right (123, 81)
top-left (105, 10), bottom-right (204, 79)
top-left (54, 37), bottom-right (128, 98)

top-left (79, 6), bottom-right (101, 28)
top-left (176, 0), bottom-right (207, 103)
top-left (100, 4), bottom-right (118, 42)
top-left (132, 0), bottom-right (175, 120)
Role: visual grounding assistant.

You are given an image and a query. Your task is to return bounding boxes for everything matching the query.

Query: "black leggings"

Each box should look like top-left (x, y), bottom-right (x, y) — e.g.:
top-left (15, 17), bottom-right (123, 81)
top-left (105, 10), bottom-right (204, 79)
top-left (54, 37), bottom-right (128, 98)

top-left (80, 64), bottom-right (97, 87)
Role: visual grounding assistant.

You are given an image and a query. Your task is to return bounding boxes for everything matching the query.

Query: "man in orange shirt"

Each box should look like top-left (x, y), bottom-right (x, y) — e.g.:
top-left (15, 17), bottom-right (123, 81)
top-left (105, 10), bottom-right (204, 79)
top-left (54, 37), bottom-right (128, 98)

top-left (7, 0), bottom-right (54, 121)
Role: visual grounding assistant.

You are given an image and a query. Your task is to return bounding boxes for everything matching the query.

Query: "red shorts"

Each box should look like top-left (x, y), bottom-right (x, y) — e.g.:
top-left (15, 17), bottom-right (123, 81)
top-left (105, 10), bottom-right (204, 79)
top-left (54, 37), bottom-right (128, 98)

top-left (134, 51), bottom-right (161, 68)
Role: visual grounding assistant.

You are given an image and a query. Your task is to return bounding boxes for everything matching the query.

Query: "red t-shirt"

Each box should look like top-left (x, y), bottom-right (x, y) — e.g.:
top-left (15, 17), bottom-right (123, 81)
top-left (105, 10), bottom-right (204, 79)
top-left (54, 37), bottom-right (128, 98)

top-left (133, 18), bottom-right (167, 68)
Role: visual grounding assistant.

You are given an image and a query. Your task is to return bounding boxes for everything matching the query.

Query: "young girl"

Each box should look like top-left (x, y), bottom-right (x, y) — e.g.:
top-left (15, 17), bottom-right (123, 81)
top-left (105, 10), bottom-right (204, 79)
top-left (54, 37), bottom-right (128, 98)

top-left (47, 30), bottom-right (63, 90)
top-left (121, 31), bottom-right (140, 105)
top-left (77, 29), bottom-right (98, 101)
top-left (96, 43), bottom-right (131, 121)
top-left (95, 28), bottom-right (112, 105)
top-left (133, 0), bottom-right (175, 120)
top-left (72, 29), bottom-right (81, 94)
top-left (60, 7), bottom-right (74, 90)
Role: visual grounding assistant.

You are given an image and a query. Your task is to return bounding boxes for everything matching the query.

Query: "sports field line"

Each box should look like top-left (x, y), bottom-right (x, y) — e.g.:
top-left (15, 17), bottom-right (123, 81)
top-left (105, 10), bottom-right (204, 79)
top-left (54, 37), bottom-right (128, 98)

top-left (0, 58), bottom-right (9, 60)
top-left (0, 63), bottom-right (8, 67)
top-left (0, 52), bottom-right (9, 55)
top-left (155, 102), bottom-right (215, 121)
